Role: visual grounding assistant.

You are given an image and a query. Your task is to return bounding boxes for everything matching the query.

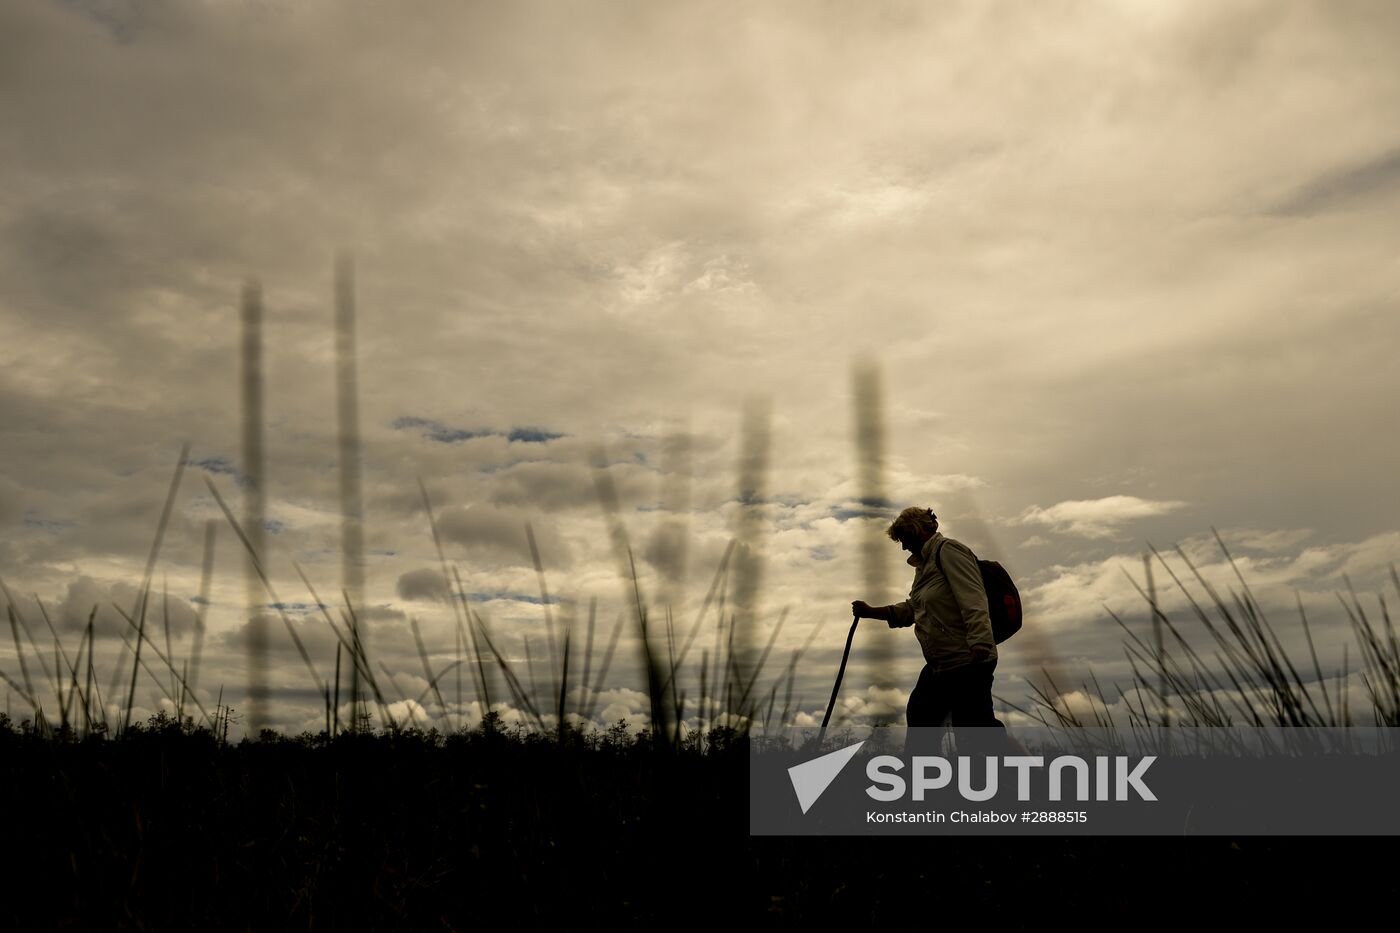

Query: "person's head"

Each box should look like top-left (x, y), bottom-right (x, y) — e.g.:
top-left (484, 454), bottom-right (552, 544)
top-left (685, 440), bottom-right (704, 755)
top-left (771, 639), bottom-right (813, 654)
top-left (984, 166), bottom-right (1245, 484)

top-left (886, 507), bottom-right (939, 554)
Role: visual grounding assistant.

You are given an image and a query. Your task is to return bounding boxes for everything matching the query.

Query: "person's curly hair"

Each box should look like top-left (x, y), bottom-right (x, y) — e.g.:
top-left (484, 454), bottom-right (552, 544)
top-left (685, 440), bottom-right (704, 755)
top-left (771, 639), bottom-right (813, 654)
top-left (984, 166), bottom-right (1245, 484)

top-left (886, 506), bottom-right (938, 542)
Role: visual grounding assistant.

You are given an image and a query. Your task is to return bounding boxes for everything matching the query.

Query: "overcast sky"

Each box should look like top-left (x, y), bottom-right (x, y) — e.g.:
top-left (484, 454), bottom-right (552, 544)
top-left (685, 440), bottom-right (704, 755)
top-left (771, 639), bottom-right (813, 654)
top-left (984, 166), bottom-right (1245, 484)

top-left (3, 1), bottom-right (1398, 736)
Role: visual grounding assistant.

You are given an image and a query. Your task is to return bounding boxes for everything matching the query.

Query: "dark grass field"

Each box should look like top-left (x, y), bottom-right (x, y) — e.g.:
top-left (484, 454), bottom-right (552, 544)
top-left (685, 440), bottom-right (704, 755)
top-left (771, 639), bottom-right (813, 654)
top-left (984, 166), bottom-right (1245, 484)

top-left (4, 501), bottom-right (1397, 927)
top-left (2, 714), bottom-right (1390, 929)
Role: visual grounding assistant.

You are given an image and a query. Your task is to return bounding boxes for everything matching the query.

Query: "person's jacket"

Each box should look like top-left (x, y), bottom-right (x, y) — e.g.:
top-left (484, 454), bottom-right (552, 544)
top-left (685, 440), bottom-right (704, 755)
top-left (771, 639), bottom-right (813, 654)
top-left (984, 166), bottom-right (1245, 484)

top-left (888, 532), bottom-right (997, 671)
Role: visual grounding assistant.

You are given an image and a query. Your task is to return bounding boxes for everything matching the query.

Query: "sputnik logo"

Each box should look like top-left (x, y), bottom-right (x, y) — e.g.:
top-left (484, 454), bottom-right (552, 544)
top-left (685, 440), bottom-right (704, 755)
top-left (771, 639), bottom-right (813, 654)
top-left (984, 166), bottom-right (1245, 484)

top-left (787, 741), bottom-right (864, 814)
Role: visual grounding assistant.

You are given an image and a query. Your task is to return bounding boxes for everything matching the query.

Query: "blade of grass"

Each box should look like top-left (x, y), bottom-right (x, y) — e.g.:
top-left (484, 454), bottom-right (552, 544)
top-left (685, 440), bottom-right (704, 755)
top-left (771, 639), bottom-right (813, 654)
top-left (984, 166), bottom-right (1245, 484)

top-left (204, 477), bottom-right (326, 695)
top-left (119, 443), bottom-right (190, 733)
top-left (582, 612), bottom-right (624, 725)
top-left (410, 617), bottom-right (448, 722)
top-left (417, 479), bottom-right (485, 729)
top-left (111, 603), bottom-right (216, 730)
top-left (189, 520), bottom-right (216, 704)
top-left (524, 522), bottom-right (561, 706)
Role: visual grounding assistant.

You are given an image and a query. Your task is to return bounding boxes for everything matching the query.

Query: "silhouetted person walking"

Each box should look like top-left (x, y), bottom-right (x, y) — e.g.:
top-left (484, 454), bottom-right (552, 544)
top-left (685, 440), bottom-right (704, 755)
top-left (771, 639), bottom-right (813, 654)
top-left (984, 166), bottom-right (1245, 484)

top-left (853, 507), bottom-right (1005, 752)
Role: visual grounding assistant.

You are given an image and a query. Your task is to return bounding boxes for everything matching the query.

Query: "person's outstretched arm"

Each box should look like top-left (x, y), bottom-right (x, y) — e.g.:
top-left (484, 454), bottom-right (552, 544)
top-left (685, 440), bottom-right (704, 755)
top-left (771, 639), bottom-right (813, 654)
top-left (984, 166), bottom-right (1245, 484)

top-left (852, 600), bottom-right (913, 628)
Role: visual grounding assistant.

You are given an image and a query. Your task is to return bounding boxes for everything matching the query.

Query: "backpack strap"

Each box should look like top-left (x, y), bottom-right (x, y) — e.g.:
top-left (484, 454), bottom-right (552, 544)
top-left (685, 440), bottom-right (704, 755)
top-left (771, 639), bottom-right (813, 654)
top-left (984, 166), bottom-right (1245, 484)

top-left (932, 539), bottom-right (959, 612)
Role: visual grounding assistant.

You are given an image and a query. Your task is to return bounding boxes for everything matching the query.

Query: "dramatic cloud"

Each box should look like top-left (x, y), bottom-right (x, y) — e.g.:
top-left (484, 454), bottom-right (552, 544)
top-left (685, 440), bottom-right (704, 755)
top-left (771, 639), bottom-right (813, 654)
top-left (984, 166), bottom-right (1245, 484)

top-left (1016, 497), bottom-right (1190, 539)
top-left (396, 568), bottom-right (450, 603)
top-left (435, 504), bottom-right (573, 569)
top-left (5, 575), bottom-right (205, 641)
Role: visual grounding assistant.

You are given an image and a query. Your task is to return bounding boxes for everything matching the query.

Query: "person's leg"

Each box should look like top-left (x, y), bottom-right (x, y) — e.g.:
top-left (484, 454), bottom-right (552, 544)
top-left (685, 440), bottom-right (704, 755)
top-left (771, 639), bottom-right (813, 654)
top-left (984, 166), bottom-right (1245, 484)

top-left (905, 664), bottom-right (940, 728)
top-left (948, 660), bottom-right (1001, 727)
top-left (905, 664), bottom-right (952, 756)
top-left (948, 660), bottom-right (1006, 756)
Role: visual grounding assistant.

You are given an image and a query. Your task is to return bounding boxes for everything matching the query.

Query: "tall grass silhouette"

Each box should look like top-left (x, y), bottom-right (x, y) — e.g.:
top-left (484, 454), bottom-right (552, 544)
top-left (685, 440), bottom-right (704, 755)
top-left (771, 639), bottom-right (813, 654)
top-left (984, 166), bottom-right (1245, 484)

top-left (999, 533), bottom-right (1400, 735)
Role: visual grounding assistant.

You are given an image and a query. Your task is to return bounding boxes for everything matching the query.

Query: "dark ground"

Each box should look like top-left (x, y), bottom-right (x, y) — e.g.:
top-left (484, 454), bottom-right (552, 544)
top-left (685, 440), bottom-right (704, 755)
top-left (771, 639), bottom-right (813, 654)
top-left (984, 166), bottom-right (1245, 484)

top-left (0, 718), bottom-right (1391, 929)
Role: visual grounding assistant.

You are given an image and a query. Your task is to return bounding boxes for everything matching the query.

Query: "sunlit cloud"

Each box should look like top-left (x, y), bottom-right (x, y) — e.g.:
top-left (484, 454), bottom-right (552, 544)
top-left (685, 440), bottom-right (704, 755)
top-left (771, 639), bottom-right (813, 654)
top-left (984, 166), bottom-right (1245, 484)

top-left (1015, 496), bottom-right (1189, 539)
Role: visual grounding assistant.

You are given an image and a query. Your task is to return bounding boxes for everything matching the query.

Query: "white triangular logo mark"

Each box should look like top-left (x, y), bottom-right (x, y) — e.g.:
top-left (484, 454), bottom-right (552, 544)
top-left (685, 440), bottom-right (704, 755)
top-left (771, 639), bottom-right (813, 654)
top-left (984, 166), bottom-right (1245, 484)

top-left (788, 741), bottom-right (865, 814)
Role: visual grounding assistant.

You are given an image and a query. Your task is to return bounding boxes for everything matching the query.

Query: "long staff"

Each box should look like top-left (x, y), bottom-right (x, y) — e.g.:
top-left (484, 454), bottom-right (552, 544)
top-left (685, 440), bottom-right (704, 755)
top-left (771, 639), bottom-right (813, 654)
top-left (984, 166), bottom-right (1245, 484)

top-left (820, 613), bottom-right (861, 733)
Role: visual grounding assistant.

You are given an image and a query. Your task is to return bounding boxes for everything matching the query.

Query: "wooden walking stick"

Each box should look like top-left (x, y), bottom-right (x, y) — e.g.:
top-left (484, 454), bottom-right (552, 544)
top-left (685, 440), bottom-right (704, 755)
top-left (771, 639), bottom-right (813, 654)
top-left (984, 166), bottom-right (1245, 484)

top-left (820, 613), bottom-right (861, 737)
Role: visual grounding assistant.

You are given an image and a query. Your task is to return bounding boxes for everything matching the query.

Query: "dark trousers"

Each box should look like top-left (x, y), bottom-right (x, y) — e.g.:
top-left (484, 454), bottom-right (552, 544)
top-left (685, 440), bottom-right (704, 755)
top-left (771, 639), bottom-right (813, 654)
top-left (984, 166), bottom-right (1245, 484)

top-left (905, 660), bottom-right (1005, 756)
